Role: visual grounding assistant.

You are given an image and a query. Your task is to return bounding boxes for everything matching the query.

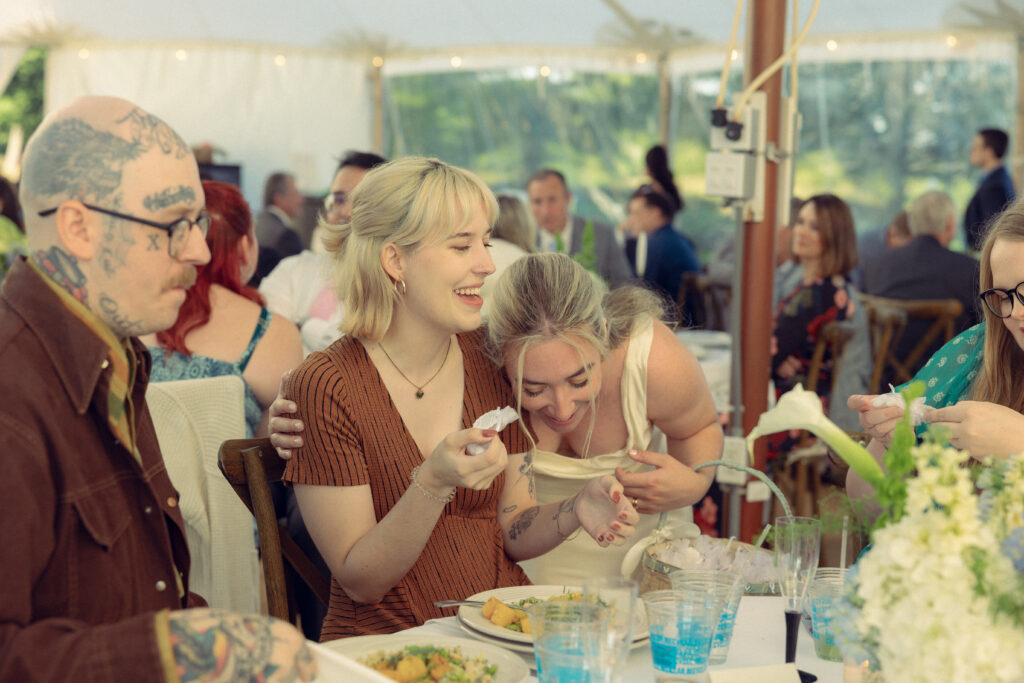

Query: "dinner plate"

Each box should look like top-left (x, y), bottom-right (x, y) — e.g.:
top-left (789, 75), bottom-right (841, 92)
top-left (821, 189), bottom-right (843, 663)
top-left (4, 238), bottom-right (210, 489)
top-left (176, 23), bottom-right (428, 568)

top-left (457, 585), bottom-right (650, 646)
top-left (322, 633), bottom-right (529, 683)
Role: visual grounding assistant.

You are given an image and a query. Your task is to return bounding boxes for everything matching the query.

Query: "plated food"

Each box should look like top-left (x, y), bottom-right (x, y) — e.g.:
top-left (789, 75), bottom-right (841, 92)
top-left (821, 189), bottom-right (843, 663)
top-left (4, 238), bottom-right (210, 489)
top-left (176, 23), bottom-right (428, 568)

top-left (360, 643), bottom-right (496, 682)
top-left (323, 634), bottom-right (529, 683)
top-left (480, 590), bottom-right (583, 634)
top-left (458, 585), bottom-right (649, 648)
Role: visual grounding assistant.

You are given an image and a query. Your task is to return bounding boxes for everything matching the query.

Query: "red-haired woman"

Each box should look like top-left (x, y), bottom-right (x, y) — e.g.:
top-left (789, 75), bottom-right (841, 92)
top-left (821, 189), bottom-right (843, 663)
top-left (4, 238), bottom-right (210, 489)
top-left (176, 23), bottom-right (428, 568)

top-left (143, 181), bottom-right (303, 436)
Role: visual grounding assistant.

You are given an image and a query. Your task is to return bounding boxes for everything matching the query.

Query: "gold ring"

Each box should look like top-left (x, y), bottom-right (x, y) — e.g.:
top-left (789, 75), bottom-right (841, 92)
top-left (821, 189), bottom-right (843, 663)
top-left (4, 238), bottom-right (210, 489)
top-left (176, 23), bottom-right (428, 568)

top-left (632, 497), bottom-right (640, 509)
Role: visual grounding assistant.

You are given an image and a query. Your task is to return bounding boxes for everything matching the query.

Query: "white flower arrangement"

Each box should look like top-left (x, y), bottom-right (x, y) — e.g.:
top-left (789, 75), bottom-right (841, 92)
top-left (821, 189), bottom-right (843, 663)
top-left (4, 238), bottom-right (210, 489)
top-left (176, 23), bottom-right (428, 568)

top-left (751, 383), bottom-right (1024, 682)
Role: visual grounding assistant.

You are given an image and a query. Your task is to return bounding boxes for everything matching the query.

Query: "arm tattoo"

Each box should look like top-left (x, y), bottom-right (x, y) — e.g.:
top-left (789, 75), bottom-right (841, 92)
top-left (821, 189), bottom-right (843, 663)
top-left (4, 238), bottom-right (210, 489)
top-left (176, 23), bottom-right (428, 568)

top-left (502, 505), bottom-right (518, 514)
top-left (170, 611), bottom-right (305, 682)
top-left (116, 108), bottom-right (190, 159)
top-left (144, 185), bottom-right (197, 212)
top-left (508, 506), bottom-right (540, 540)
top-left (553, 493), bottom-right (578, 524)
top-left (33, 247), bottom-right (88, 304)
top-left (99, 293), bottom-right (144, 336)
top-left (517, 451), bottom-right (535, 498)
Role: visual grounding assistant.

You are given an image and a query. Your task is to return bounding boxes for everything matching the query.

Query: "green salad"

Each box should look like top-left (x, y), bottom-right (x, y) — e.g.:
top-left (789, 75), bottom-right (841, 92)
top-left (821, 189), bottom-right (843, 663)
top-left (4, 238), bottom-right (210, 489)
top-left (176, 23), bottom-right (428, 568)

top-left (360, 644), bottom-right (497, 682)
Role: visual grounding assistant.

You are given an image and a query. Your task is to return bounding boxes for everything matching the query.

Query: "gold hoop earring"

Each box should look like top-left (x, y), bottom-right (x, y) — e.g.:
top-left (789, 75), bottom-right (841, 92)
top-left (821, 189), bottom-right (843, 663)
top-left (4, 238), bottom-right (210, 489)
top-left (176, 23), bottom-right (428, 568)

top-left (395, 279), bottom-right (407, 296)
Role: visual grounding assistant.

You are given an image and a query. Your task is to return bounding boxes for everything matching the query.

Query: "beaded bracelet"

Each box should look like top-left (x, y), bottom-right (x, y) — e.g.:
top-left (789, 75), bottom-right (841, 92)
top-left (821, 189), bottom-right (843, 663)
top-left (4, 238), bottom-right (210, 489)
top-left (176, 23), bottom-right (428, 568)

top-left (410, 465), bottom-right (456, 504)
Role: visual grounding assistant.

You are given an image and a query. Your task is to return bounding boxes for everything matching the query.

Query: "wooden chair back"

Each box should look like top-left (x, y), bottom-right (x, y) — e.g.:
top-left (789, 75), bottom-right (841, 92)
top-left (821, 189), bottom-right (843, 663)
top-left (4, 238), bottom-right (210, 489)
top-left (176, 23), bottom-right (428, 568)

top-left (857, 294), bottom-right (964, 394)
top-left (218, 438), bottom-right (330, 624)
top-left (678, 272), bottom-right (732, 331)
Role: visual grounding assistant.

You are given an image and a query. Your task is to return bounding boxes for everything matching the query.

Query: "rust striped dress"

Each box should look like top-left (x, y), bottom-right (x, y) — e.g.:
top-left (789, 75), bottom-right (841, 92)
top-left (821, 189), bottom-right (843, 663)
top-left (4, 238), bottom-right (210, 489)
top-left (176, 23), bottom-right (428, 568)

top-left (283, 327), bottom-right (531, 639)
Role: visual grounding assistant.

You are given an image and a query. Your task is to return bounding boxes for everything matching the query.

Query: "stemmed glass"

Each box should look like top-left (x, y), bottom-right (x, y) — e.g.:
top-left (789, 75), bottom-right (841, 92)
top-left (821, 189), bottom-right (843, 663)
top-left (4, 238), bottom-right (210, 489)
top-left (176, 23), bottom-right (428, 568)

top-left (774, 515), bottom-right (822, 665)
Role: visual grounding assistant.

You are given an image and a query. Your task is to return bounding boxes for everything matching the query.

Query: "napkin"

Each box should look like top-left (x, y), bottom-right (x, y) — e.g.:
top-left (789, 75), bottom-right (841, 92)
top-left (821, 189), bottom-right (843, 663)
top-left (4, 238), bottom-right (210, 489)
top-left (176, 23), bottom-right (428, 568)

top-left (870, 385), bottom-right (930, 426)
top-left (466, 406), bottom-right (519, 455)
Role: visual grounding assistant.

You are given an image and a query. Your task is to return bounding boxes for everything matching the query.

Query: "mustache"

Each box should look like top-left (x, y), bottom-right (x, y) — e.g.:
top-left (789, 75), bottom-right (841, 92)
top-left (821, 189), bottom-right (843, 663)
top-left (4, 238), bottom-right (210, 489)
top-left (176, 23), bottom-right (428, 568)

top-left (166, 267), bottom-right (198, 290)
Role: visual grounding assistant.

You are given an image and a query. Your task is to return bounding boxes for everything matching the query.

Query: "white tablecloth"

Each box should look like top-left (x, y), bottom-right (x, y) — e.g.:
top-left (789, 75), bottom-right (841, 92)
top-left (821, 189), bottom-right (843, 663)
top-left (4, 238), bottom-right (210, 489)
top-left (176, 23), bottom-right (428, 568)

top-left (675, 329), bottom-right (732, 414)
top-left (392, 596), bottom-right (842, 682)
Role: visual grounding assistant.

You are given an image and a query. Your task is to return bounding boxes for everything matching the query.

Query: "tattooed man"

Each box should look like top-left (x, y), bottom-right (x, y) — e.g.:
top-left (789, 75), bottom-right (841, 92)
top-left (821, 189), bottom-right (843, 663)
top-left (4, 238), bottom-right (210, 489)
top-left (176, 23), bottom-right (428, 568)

top-left (0, 96), bottom-right (315, 683)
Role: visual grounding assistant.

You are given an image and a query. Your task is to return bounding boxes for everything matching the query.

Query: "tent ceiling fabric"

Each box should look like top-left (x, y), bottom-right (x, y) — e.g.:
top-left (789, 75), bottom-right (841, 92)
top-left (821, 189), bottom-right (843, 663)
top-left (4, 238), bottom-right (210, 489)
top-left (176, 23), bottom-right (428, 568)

top-left (0, 1), bottom-right (990, 54)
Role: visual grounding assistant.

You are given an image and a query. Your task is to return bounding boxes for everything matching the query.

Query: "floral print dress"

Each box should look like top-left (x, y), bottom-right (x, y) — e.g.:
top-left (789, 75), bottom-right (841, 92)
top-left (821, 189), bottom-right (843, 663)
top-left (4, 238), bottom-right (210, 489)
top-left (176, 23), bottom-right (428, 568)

top-left (771, 274), bottom-right (856, 410)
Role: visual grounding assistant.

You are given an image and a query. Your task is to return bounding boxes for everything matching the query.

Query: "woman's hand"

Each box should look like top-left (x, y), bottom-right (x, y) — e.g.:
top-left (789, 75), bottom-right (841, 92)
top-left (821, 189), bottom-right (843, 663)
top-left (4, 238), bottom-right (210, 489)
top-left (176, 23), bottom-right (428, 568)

top-left (614, 449), bottom-right (713, 514)
top-left (575, 475), bottom-right (639, 547)
top-left (416, 429), bottom-right (508, 497)
top-left (775, 355), bottom-right (801, 379)
top-left (925, 400), bottom-right (1024, 460)
top-left (847, 394), bottom-right (904, 447)
top-left (268, 370), bottom-right (304, 459)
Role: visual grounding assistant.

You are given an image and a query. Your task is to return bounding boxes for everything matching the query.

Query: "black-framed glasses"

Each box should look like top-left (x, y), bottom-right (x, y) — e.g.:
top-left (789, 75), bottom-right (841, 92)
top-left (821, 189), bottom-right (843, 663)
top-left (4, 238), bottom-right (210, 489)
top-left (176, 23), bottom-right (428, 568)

top-left (979, 280), bottom-right (1024, 318)
top-left (38, 203), bottom-right (210, 259)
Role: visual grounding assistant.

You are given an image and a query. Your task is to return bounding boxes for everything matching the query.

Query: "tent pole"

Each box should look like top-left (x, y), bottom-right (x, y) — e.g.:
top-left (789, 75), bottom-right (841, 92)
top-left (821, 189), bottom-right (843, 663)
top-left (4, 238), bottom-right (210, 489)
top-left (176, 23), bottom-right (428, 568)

top-left (658, 53), bottom-right (671, 147)
top-left (738, 0), bottom-right (786, 543)
top-left (372, 64), bottom-right (384, 154)
top-left (1016, 35), bottom-right (1024, 192)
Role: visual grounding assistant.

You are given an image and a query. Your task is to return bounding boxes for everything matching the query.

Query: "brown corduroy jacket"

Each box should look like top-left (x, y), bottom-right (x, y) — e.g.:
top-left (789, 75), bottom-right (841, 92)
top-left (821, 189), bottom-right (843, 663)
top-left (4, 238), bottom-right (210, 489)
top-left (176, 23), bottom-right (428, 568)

top-left (0, 259), bottom-right (202, 682)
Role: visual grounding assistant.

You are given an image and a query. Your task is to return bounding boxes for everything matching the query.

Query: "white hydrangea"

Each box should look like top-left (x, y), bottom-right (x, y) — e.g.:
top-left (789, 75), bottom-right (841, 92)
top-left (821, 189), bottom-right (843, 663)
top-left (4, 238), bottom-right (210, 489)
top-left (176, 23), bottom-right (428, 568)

top-left (850, 447), bottom-right (1024, 682)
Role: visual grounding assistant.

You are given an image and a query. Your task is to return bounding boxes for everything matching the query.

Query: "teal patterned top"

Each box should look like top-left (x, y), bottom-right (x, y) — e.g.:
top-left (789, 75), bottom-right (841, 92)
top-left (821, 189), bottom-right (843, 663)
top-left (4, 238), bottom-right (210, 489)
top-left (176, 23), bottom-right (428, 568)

top-left (898, 322), bottom-right (985, 434)
top-left (148, 307), bottom-right (272, 437)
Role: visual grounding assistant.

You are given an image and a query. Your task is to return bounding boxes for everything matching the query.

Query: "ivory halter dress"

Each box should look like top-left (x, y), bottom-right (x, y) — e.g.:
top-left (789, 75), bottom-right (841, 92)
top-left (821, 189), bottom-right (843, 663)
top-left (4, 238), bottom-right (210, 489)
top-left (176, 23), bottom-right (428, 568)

top-left (518, 319), bottom-right (694, 585)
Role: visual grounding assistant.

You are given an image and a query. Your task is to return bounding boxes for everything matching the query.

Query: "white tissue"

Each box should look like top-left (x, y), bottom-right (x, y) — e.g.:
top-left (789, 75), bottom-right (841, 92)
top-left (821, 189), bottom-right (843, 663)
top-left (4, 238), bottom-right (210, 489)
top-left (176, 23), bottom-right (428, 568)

top-left (870, 385), bottom-right (930, 426)
top-left (466, 406), bottom-right (520, 455)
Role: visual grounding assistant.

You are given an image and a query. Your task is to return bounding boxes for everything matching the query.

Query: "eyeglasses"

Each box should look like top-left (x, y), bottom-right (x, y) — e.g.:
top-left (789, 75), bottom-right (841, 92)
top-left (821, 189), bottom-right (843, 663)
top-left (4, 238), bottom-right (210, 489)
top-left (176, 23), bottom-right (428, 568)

top-left (323, 191), bottom-right (347, 213)
top-left (38, 203), bottom-right (210, 260)
top-left (979, 280), bottom-right (1024, 318)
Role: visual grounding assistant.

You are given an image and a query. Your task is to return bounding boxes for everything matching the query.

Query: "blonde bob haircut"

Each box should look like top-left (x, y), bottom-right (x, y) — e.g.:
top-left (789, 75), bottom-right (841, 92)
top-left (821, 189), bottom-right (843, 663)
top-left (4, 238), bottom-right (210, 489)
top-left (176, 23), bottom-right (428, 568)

top-left (321, 156), bottom-right (498, 342)
top-left (485, 252), bottom-right (666, 454)
top-left (972, 197), bottom-right (1024, 414)
top-left (793, 193), bottom-right (858, 278)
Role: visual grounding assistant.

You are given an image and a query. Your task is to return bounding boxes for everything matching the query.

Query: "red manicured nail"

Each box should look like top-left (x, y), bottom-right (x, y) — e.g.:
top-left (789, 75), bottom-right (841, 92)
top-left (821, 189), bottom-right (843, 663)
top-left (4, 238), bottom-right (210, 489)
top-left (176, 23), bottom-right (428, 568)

top-left (619, 513), bottom-right (628, 520)
top-left (612, 523), bottom-right (621, 531)
top-left (612, 491), bottom-right (621, 503)
top-left (481, 429), bottom-right (498, 437)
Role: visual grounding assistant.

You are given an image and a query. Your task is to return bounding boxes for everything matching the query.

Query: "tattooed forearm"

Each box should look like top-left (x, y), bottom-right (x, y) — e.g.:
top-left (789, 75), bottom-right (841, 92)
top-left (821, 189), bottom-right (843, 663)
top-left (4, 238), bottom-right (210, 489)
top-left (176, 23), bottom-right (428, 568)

top-left (517, 451), bottom-right (535, 498)
top-left (508, 506), bottom-right (540, 540)
top-left (33, 247), bottom-right (88, 304)
top-left (553, 493), bottom-right (578, 523)
top-left (117, 108), bottom-right (190, 158)
top-left (99, 293), bottom-right (144, 336)
top-left (144, 185), bottom-right (196, 212)
top-left (170, 610), bottom-right (311, 683)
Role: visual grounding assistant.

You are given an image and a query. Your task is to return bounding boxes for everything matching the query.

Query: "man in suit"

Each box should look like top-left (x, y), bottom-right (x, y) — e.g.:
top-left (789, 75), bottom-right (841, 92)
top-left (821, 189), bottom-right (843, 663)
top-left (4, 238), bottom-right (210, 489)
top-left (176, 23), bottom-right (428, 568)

top-left (526, 168), bottom-right (632, 286)
top-left (964, 128), bottom-right (1015, 252)
top-left (863, 190), bottom-right (981, 383)
top-left (253, 171), bottom-right (304, 285)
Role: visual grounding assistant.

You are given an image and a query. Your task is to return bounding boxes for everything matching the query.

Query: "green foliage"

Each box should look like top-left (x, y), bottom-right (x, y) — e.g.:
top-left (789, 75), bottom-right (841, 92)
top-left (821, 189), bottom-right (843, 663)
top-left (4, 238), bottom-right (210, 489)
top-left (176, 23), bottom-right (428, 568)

top-left (0, 47), bottom-right (45, 156)
top-left (872, 381), bottom-right (926, 532)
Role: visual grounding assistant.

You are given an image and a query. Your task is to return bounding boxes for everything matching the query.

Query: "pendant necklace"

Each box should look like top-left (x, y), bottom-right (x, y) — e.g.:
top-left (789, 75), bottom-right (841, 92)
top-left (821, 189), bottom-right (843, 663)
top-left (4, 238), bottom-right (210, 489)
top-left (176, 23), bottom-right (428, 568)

top-left (377, 337), bottom-right (452, 399)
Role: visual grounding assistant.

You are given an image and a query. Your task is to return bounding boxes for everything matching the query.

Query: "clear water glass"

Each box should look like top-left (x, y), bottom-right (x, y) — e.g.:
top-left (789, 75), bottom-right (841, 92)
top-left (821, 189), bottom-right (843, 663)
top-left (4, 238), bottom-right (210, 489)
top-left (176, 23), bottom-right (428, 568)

top-left (582, 577), bottom-right (638, 683)
top-left (527, 600), bottom-right (609, 683)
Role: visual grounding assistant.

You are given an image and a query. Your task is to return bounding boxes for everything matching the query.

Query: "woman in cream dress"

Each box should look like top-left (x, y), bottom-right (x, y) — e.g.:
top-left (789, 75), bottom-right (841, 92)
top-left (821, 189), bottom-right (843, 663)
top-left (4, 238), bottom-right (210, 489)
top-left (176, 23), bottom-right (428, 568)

top-left (486, 253), bottom-right (722, 584)
top-left (270, 251), bottom-right (719, 586)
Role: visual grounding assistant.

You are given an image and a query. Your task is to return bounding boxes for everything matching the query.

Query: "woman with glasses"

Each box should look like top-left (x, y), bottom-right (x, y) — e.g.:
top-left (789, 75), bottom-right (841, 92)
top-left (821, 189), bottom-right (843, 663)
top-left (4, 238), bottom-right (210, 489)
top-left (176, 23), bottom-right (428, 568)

top-left (847, 198), bottom-right (1024, 499)
top-left (142, 180), bottom-right (303, 437)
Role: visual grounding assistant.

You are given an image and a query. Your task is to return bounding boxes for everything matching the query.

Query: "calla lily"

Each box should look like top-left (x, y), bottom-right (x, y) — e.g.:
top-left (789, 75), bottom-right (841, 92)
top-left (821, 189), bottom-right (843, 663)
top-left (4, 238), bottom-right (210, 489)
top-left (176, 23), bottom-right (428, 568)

top-left (747, 384), bottom-right (885, 490)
